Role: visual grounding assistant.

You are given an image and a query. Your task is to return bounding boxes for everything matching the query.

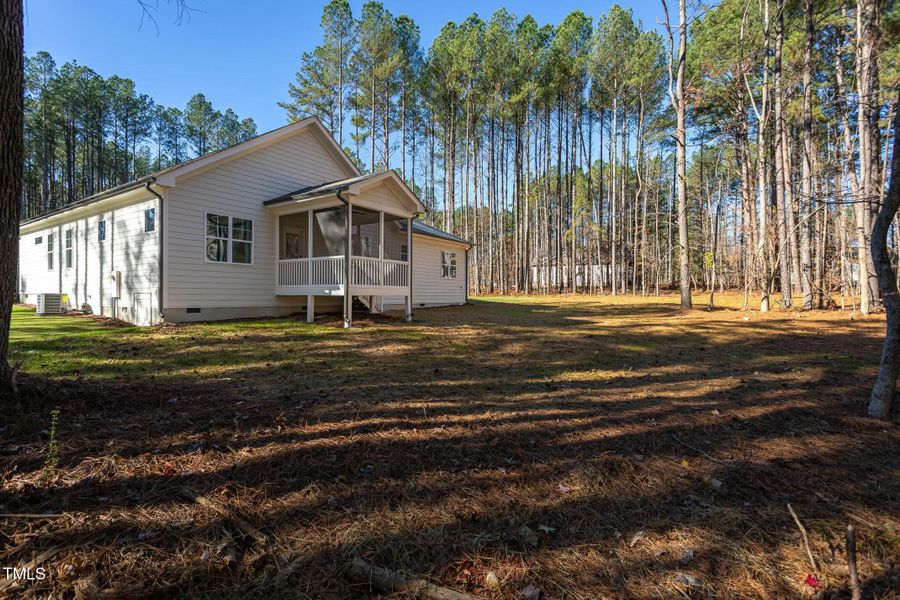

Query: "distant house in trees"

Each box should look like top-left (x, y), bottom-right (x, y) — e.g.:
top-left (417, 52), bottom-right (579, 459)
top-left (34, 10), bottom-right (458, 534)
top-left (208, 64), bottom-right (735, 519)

top-left (17, 117), bottom-right (470, 326)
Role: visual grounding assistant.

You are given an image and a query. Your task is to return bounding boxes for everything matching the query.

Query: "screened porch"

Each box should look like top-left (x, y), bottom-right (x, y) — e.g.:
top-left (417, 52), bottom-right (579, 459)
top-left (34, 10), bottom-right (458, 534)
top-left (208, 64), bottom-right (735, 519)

top-left (275, 206), bottom-right (411, 297)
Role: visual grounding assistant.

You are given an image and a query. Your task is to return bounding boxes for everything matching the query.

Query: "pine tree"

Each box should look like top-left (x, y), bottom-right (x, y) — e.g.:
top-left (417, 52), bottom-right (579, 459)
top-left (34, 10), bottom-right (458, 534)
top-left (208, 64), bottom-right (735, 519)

top-left (321, 0), bottom-right (355, 145)
top-left (353, 1), bottom-right (400, 171)
top-left (184, 92), bottom-right (215, 156)
top-left (280, 47), bottom-right (338, 130)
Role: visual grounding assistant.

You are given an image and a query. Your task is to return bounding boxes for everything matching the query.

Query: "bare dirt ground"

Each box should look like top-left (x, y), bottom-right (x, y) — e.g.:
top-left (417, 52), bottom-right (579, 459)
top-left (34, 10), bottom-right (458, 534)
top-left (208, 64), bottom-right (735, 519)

top-left (2, 294), bottom-right (899, 599)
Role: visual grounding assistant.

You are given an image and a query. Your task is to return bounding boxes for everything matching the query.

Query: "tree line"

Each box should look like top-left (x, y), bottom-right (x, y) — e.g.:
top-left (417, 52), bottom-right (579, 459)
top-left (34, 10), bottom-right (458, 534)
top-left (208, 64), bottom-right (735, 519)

top-left (22, 51), bottom-right (257, 219)
top-left (4, 0), bottom-right (899, 416)
top-left (282, 0), bottom-right (898, 313)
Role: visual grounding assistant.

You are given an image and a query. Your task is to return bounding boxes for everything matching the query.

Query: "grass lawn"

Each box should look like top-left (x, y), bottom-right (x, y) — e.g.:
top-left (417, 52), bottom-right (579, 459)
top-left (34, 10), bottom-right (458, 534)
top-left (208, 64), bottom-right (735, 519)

top-left (2, 295), bottom-right (898, 599)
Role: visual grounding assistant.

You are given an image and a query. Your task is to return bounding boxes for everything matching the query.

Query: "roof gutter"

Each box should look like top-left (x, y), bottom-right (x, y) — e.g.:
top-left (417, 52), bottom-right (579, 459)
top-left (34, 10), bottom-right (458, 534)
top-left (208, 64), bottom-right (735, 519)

top-left (20, 176), bottom-right (154, 227)
top-left (465, 246), bottom-right (470, 304)
top-left (336, 189), bottom-right (352, 328)
top-left (144, 178), bottom-right (165, 323)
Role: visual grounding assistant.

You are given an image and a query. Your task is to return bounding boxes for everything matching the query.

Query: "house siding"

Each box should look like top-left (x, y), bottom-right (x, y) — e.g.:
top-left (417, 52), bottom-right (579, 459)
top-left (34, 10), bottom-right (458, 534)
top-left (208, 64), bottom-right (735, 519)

top-left (17, 123), bottom-right (469, 325)
top-left (18, 196), bottom-right (160, 324)
top-left (382, 234), bottom-right (467, 308)
top-left (410, 236), bottom-right (467, 306)
top-left (163, 129), bottom-right (352, 312)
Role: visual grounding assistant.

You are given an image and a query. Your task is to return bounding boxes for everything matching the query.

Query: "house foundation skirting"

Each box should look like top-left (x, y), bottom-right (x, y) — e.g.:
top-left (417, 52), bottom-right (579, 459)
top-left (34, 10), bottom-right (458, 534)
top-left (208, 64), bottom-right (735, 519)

top-left (163, 299), bottom-right (343, 323)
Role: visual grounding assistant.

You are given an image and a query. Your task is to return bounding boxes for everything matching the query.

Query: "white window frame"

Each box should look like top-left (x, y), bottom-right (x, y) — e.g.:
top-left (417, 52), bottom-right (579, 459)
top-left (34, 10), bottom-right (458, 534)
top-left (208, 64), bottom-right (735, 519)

top-left (400, 243), bottom-right (408, 262)
top-left (204, 212), bottom-right (254, 265)
top-left (441, 250), bottom-right (457, 279)
top-left (46, 232), bottom-right (54, 271)
top-left (64, 228), bottom-right (73, 270)
top-left (98, 220), bottom-right (106, 242)
top-left (144, 208), bottom-right (156, 233)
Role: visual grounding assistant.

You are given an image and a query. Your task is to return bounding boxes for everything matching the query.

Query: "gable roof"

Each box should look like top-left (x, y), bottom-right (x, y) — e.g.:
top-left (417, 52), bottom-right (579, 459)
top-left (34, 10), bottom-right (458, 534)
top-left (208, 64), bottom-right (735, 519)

top-left (263, 169), bottom-right (427, 214)
top-left (263, 172), bottom-right (383, 205)
top-left (153, 116), bottom-right (359, 186)
top-left (20, 116), bottom-right (358, 227)
top-left (408, 220), bottom-right (472, 246)
top-left (265, 175), bottom-right (469, 245)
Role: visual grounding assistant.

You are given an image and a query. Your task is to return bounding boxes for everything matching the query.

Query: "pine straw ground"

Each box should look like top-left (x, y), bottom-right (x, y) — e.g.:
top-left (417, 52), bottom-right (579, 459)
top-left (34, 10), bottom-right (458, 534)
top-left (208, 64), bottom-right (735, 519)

top-left (2, 294), bottom-right (899, 600)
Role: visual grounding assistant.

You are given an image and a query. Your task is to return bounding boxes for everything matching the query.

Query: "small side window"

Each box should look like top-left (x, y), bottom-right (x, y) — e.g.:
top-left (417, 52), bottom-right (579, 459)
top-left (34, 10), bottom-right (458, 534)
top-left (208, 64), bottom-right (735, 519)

top-left (46, 233), bottom-right (54, 271)
top-left (144, 208), bottom-right (156, 233)
top-left (400, 244), bottom-right (408, 262)
top-left (441, 251), bottom-right (457, 278)
top-left (34, 236), bottom-right (42, 245)
top-left (98, 220), bottom-right (106, 242)
top-left (64, 228), bottom-right (73, 270)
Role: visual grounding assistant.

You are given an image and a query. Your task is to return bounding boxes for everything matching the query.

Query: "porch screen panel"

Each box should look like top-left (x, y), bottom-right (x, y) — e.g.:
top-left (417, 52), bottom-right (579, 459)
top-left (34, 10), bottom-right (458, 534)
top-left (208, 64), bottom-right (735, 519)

top-left (352, 207), bottom-right (380, 258)
top-left (382, 214), bottom-right (407, 261)
top-left (279, 213), bottom-right (309, 259)
top-left (313, 208), bottom-right (346, 257)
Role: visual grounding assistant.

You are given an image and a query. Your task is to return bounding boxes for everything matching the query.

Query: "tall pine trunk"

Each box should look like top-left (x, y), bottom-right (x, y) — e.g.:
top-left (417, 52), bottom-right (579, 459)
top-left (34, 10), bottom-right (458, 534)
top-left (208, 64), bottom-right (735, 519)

top-left (856, 0), bottom-right (881, 313)
top-left (666, 0), bottom-right (693, 309)
top-left (799, 0), bottom-right (815, 309)
top-left (774, 0), bottom-right (793, 308)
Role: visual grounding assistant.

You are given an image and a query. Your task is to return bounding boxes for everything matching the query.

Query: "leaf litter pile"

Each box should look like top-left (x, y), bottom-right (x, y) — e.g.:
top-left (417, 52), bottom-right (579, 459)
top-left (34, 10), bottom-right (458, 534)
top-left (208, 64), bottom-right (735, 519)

top-left (2, 294), bottom-right (898, 599)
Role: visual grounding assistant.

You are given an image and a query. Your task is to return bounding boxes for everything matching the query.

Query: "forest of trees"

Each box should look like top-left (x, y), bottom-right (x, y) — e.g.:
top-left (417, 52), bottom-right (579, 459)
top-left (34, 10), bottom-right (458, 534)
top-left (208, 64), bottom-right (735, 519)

top-left (17, 0), bottom-right (899, 315)
top-left (280, 0), bottom-right (898, 314)
top-left (21, 51), bottom-right (258, 219)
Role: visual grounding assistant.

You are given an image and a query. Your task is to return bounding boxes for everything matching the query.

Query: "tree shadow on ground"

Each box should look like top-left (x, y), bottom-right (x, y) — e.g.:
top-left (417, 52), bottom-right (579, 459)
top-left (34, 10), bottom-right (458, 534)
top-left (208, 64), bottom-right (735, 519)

top-left (1, 296), bottom-right (898, 599)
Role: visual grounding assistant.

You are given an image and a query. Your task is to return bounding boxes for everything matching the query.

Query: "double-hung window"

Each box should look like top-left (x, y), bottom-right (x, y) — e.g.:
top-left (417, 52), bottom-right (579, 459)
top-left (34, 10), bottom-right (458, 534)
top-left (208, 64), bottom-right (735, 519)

top-left (46, 233), bottom-right (54, 271)
top-left (231, 217), bottom-right (253, 264)
top-left (64, 228), bottom-right (73, 269)
top-left (206, 214), bottom-right (253, 264)
top-left (441, 250), bottom-right (457, 278)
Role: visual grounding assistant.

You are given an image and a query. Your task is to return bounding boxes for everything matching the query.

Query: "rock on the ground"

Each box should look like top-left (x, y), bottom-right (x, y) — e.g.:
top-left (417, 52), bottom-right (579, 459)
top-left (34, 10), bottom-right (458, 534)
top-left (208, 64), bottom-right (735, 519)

top-left (484, 571), bottom-right (500, 589)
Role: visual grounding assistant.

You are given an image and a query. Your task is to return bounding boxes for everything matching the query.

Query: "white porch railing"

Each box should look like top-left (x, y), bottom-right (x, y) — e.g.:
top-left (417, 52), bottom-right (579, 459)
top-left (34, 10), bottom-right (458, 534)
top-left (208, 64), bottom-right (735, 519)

top-left (278, 256), bottom-right (344, 286)
top-left (351, 257), bottom-right (409, 287)
top-left (277, 256), bottom-right (409, 290)
top-left (382, 259), bottom-right (409, 287)
top-left (310, 256), bottom-right (344, 286)
top-left (278, 258), bottom-right (310, 286)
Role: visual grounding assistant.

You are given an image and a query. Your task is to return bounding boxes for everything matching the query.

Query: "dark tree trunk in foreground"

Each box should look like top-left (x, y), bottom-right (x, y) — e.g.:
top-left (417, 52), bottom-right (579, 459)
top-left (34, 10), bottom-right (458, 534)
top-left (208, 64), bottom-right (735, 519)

top-left (869, 96), bottom-right (900, 419)
top-left (0, 0), bottom-right (24, 400)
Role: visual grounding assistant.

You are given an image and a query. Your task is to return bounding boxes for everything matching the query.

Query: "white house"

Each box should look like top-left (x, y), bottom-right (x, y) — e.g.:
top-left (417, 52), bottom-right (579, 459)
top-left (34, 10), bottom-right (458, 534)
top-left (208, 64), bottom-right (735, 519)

top-left (17, 117), bottom-right (471, 327)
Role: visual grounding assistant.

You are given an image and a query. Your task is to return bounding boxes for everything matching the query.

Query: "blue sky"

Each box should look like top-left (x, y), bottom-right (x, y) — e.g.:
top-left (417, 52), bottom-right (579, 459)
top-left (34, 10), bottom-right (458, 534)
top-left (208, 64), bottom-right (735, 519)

top-left (25, 1), bottom-right (666, 134)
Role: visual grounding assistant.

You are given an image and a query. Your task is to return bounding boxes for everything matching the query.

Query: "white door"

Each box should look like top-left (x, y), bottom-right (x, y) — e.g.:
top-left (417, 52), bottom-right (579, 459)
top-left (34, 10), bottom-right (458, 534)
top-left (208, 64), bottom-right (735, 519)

top-left (133, 293), bottom-right (153, 326)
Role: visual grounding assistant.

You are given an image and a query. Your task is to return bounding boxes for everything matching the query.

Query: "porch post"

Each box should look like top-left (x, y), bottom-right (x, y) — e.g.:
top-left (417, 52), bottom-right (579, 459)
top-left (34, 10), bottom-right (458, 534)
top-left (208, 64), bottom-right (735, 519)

top-left (307, 210), bottom-right (315, 324)
top-left (376, 210), bottom-right (384, 311)
top-left (344, 201), bottom-right (352, 328)
top-left (307, 210), bottom-right (313, 279)
top-left (405, 216), bottom-right (413, 322)
top-left (379, 211), bottom-right (384, 286)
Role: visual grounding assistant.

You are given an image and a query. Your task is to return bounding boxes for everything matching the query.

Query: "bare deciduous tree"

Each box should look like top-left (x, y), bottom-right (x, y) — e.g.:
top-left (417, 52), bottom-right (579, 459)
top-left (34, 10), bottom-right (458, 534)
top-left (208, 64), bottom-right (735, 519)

top-left (869, 95), bottom-right (900, 419)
